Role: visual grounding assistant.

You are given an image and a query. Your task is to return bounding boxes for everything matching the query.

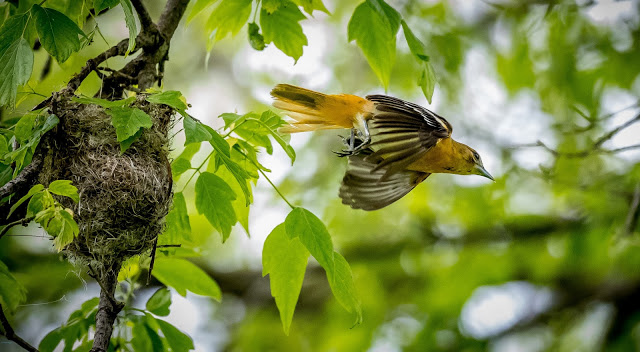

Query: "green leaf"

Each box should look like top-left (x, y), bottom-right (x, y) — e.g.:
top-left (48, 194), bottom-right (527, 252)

top-left (183, 115), bottom-right (212, 145)
top-left (418, 61), bottom-right (437, 104)
top-left (161, 192), bottom-right (191, 244)
top-left (107, 106), bottom-right (153, 147)
top-left (152, 257), bottom-right (222, 300)
top-left (146, 287), bottom-right (172, 316)
top-left (32, 4), bottom-right (85, 63)
top-left (147, 90), bottom-right (188, 111)
top-left (131, 319), bottom-right (153, 352)
top-left (220, 112), bottom-right (242, 129)
top-left (0, 12), bottom-right (31, 55)
top-left (94, 0), bottom-right (120, 12)
top-left (48, 180), bottom-right (79, 203)
top-left (172, 143), bottom-right (201, 181)
top-left (261, 1), bottom-right (308, 62)
top-left (263, 223), bottom-right (309, 335)
top-left (205, 0), bottom-right (253, 42)
top-left (327, 252), bottom-right (362, 324)
top-left (8, 183), bottom-right (44, 218)
top-left (0, 260), bottom-right (27, 314)
top-left (72, 95), bottom-right (135, 108)
top-left (119, 0), bottom-right (137, 54)
top-left (51, 210), bottom-right (79, 251)
top-left (195, 172), bottom-right (237, 240)
top-left (188, 0), bottom-right (220, 23)
top-left (401, 20), bottom-right (429, 61)
top-left (0, 135), bottom-right (8, 159)
top-left (0, 38), bottom-right (33, 107)
top-left (209, 158), bottom-right (251, 236)
top-left (348, 0), bottom-right (401, 88)
top-left (156, 318), bottom-right (195, 352)
top-left (258, 110), bottom-right (296, 164)
top-left (118, 128), bottom-right (144, 153)
top-left (14, 113), bottom-right (37, 142)
top-left (206, 127), bottom-right (252, 205)
top-left (285, 207), bottom-right (334, 274)
top-left (248, 22), bottom-right (266, 51)
top-left (292, 0), bottom-right (330, 15)
top-left (39, 328), bottom-right (63, 352)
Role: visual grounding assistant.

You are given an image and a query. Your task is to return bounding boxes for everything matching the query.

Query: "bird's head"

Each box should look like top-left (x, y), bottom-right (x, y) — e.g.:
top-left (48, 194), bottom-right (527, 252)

top-left (460, 145), bottom-right (494, 181)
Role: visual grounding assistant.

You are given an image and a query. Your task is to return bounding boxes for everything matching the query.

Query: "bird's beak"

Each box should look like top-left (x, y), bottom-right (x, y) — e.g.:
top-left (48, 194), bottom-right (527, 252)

top-left (475, 164), bottom-right (494, 181)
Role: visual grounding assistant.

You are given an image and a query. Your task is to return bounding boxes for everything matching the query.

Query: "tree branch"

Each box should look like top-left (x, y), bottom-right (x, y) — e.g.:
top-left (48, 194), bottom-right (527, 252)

top-left (90, 262), bottom-right (124, 352)
top-left (0, 217), bottom-right (34, 241)
top-left (158, 0), bottom-right (190, 41)
top-left (0, 303), bottom-right (39, 352)
top-left (624, 183), bottom-right (640, 236)
top-left (130, 0), bottom-right (155, 32)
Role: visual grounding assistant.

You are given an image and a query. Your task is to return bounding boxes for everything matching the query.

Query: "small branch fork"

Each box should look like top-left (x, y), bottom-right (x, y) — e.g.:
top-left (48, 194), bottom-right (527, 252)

top-left (0, 303), bottom-right (39, 352)
top-left (513, 112), bottom-right (640, 157)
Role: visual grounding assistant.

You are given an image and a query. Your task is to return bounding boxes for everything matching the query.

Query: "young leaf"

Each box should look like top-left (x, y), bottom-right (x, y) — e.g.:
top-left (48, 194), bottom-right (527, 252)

top-left (0, 38), bottom-right (33, 107)
top-left (161, 192), bottom-right (191, 244)
top-left (285, 207), bottom-right (334, 274)
top-left (156, 318), bottom-right (195, 352)
top-left (146, 90), bottom-right (188, 111)
top-left (48, 180), bottom-right (79, 203)
top-left (0, 260), bottom-right (27, 314)
top-left (172, 143), bottom-right (201, 181)
top-left (263, 224), bottom-right (309, 335)
top-left (348, 0), bottom-right (401, 88)
top-left (32, 5), bottom-right (85, 63)
top-left (418, 61), bottom-right (437, 104)
top-left (248, 22), bottom-right (266, 51)
top-left (206, 127), bottom-right (251, 204)
top-left (205, 0), bottom-right (253, 42)
top-left (195, 171), bottom-right (237, 240)
top-left (107, 106), bottom-right (153, 144)
top-left (119, 128), bottom-right (144, 153)
top-left (119, 0), bottom-right (137, 54)
top-left (209, 157), bottom-right (251, 236)
top-left (51, 210), bottom-right (80, 251)
top-left (152, 257), bottom-right (222, 300)
top-left (327, 252), bottom-right (362, 324)
top-left (220, 112), bottom-right (242, 129)
top-left (292, 0), bottom-right (330, 15)
top-left (183, 115), bottom-right (212, 145)
top-left (261, 1), bottom-right (308, 62)
top-left (146, 287), bottom-right (172, 316)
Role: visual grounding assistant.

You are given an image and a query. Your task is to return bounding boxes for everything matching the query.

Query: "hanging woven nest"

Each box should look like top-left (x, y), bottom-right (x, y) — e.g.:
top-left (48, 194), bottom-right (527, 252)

top-left (37, 93), bottom-right (174, 267)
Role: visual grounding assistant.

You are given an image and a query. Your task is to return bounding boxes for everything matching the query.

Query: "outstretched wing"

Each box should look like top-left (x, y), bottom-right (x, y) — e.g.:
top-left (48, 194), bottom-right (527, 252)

top-left (339, 148), bottom-right (430, 211)
top-left (365, 94), bottom-right (452, 178)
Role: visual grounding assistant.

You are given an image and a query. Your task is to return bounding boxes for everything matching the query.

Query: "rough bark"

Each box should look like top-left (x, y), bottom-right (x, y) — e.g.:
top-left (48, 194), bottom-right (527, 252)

top-left (90, 262), bottom-right (124, 352)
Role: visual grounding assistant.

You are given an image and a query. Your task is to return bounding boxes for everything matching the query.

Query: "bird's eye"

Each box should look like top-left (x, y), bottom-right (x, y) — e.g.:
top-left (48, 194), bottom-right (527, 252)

top-left (472, 152), bottom-right (479, 160)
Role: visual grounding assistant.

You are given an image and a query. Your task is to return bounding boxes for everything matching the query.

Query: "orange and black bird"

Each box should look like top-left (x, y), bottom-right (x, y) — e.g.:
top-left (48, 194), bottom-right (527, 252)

top-left (271, 84), bottom-right (493, 211)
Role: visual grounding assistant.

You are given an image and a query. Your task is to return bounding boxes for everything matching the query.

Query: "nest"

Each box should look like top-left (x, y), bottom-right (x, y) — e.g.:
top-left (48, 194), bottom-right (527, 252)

top-left (38, 94), bottom-right (174, 267)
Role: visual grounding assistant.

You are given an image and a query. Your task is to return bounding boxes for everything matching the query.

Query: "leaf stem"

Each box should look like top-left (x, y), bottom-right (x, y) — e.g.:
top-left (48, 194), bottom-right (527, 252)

top-left (238, 150), bottom-right (294, 209)
top-left (222, 119), bottom-right (249, 138)
top-left (180, 150), bottom-right (213, 192)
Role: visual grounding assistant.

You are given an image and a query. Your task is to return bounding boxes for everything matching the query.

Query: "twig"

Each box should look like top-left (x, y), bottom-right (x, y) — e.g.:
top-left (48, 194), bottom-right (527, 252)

top-left (0, 217), bottom-right (35, 241)
top-left (147, 237), bottom-right (158, 285)
top-left (0, 303), bottom-right (39, 352)
top-left (624, 183), bottom-right (640, 236)
top-left (130, 0), bottom-right (155, 32)
top-left (157, 244), bottom-right (181, 248)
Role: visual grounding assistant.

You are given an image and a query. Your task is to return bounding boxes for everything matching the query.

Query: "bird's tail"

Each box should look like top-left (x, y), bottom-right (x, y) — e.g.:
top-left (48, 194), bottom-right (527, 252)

top-left (271, 84), bottom-right (372, 133)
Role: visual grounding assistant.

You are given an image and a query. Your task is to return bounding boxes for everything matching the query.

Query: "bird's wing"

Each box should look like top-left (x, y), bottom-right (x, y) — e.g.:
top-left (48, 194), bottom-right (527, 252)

top-left (339, 148), bottom-right (430, 210)
top-left (365, 94), bottom-right (452, 178)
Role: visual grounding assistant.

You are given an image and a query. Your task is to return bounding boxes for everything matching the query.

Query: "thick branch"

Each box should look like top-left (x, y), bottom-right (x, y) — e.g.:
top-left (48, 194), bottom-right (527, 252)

top-left (90, 262), bottom-right (124, 352)
top-left (0, 303), bottom-right (39, 352)
top-left (0, 217), bottom-right (34, 241)
top-left (158, 0), bottom-right (191, 41)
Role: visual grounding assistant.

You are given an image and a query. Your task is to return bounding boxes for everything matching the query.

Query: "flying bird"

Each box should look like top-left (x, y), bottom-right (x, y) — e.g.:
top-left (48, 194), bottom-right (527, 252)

top-left (271, 84), bottom-right (493, 210)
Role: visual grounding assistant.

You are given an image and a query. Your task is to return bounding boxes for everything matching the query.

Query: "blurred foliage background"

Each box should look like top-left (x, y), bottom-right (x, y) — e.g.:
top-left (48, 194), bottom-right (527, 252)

top-left (2, 0), bottom-right (640, 351)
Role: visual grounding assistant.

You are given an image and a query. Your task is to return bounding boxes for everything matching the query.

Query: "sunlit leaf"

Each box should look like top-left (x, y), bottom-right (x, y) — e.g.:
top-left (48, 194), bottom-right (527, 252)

top-left (72, 96), bottom-right (135, 108)
top-left (152, 257), bottom-right (222, 300)
top-left (183, 115), bottom-right (212, 145)
top-left (107, 107), bottom-right (153, 151)
top-left (195, 171), bottom-right (236, 240)
top-left (147, 90), bottom-right (188, 111)
top-left (48, 180), bottom-right (79, 203)
top-left (285, 207), bottom-right (334, 274)
top-left (261, 1), bottom-right (308, 62)
top-left (0, 38), bottom-right (33, 107)
top-left (205, 0), bottom-right (253, 42)
top-left (146, 287), bottom-right (172, 316)
top-left (156, 318), bottom-right (195, 352)
top-left (263, 223), bottom-right (309, 335)
top-left (162, 192), bottom-right (191, 244)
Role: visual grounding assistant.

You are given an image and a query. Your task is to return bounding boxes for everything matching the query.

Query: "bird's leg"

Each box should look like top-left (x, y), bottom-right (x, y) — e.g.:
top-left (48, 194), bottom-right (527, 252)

top-left (335, 122), bottom-right (371, 157)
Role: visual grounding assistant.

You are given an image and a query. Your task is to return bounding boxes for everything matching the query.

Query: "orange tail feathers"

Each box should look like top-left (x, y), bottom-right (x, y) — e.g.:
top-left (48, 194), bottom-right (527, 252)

top-left (271, 84), bottom-right (373, 133)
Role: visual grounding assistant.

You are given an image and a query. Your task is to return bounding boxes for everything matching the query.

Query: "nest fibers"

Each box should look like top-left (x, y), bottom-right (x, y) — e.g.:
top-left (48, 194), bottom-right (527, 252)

top-left (39, 94), bottom-right (174, 267)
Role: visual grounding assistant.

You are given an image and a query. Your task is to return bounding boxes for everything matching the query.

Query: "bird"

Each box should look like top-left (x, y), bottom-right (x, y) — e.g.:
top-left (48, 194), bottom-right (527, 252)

top-left (271, 84), bottom-right (493, 211)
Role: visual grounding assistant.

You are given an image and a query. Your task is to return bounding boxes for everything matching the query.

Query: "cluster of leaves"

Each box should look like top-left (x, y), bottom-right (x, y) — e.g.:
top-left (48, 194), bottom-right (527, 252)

top-left (6, 180), bottom-right (80, 251)
top-left (0, 112), bottom-right (58, 183)
top-left (348, 0), bottom-right (437, 101)
top-left (188, 0), bottom-right (436, 101)
top-left (0, 0), bottom-right (139, 108)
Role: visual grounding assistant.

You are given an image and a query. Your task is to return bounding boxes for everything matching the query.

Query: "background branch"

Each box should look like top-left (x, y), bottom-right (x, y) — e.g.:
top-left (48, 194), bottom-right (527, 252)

top-left (0, 303), bottom-right (39, 352)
